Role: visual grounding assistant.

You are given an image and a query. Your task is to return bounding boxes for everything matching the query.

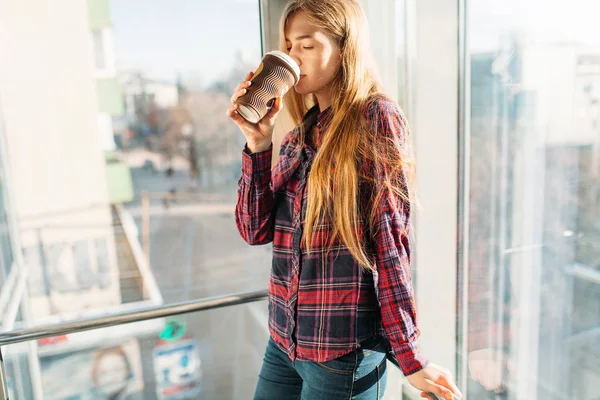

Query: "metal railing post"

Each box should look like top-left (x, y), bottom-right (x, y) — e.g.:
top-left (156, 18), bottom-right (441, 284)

top-left (0, 347), bottom-right (9, 400)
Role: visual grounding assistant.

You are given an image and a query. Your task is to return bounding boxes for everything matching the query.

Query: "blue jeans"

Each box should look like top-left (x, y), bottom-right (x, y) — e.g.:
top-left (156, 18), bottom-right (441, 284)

top-left (253, 336), bottom-right (388, 400)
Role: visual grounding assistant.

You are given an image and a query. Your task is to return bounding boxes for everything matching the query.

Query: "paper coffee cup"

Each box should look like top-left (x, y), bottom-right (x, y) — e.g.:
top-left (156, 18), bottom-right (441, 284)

top-left (236, 51), bottom-right (300, 123)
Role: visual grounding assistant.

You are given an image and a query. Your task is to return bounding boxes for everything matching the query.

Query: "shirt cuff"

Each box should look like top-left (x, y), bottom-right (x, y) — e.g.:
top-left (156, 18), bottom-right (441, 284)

top-left (393, 338), bottom-right (430, 376)
top-left (241, 143), bottom-right (273, 185)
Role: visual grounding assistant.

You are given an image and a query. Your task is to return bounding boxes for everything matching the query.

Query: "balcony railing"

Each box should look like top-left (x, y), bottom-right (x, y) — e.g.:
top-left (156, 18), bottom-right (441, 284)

top-left (0, 289), bottom-right (268, 399)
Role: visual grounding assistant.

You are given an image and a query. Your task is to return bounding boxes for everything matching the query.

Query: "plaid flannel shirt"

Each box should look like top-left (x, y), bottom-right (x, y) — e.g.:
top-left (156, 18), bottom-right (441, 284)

top-left (235, 95), bottom-right (429, 375)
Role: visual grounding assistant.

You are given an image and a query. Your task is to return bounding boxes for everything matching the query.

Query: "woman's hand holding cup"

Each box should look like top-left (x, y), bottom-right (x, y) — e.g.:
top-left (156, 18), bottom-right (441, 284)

top-left (226, 71), bottom-right (283, 154)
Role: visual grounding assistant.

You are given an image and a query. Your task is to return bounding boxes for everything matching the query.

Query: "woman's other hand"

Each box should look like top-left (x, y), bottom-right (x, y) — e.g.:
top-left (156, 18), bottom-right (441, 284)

top-left (407, 363), bottom-right (463, 400)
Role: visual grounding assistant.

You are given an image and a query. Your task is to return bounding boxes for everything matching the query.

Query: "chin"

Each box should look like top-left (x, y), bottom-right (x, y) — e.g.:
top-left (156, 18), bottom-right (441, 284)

top-left (293, 85), bottom-right (311, 95)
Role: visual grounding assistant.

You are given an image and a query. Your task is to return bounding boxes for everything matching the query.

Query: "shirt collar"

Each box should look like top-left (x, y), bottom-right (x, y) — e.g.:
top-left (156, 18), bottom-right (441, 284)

top-left (316, 105), bottom-right (333, 130)
top-left (304, 104), bottom-right (333, 130)
top-left (296, 104), bottom-right (333, 151)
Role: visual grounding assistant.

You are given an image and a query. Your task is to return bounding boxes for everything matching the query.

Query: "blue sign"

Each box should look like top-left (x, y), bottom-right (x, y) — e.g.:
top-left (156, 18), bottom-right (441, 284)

top-left (152, 338), bottom-right (202, 399)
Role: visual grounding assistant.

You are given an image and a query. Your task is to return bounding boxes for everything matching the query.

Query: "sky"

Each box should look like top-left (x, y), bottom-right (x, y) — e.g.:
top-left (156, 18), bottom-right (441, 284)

top-left (110, 0), bottom-right (262, 86)
top-left (108, 0), bottom-right (600, 86)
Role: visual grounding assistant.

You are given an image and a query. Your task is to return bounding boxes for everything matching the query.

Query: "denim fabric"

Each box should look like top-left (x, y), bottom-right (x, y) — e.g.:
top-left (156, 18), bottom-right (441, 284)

top-left (254, 336), bottom-right (388, 400)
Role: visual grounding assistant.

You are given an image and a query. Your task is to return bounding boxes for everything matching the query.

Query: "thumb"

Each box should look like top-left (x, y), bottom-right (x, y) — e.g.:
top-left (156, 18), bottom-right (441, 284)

top-left (265, 97), bottom-right (283, 119)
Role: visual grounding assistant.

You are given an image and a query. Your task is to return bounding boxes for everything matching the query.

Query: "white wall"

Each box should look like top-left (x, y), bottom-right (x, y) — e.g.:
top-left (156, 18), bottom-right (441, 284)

top-left (413, 0), bottom-right (458, 379)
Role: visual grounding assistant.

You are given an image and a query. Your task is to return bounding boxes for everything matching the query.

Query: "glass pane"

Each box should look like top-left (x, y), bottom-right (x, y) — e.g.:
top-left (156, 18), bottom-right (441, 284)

top-left (0, 0), bottom-right (266, 328)
top-left (4, 351), bottom-right (35, 399)
top-left (462, 0), bottom-right (600, 398)
top-left (2, 301), bottom-right (269, 399)
top-left (111, 0), bottom-right (268, 302)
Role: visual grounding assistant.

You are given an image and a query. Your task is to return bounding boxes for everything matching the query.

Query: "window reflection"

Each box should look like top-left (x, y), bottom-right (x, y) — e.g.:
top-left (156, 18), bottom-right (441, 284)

top-left (464, 0), bottom-right (600, 398)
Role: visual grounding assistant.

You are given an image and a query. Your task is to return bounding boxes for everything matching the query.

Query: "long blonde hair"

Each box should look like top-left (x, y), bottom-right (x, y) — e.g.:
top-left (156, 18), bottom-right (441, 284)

top-left (280, 0), bottom-right (415, 270)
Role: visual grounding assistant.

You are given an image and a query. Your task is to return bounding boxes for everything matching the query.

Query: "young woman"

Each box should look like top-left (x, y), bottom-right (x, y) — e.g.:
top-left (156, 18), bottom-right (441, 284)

top-left (227, 1), bottom-right (462, 399)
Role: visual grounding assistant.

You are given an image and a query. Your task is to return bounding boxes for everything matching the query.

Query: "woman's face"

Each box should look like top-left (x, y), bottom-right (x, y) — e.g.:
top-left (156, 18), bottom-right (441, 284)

top-left (284, 11), bottom-right (342, 96)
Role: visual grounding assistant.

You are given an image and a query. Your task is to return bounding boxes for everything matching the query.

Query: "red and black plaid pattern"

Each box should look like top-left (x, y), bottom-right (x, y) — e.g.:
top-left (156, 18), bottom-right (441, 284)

top-left (235, 96), bottom-right (429, 375)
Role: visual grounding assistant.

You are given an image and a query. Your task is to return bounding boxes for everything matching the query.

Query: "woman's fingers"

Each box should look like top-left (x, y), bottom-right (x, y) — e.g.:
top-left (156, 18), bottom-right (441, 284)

top-left (423, 378), bottom-right (460, 400)
top-left (226, 104), bottom-right (259, 138)
top-left (428, 385), bottom-right (455, 400)
top-left (226, 104), bottom-right (246, 127)
top-left (437, 373), bottom-right (462, 398)
top-left (409, 363), bottom-right (463, 400)
top-left (230, 71), bottom-right (254, 104)
top-left (230, 87), bottom-right (248, 105)
top-left (230, 81), bottom-right (252, 105)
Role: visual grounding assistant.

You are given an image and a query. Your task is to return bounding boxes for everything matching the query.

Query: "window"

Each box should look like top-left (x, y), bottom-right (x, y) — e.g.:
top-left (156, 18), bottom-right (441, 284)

top-left (1, 0), bottom-right (265, 396)
top-left (461, 0), bottom-right (600, 398)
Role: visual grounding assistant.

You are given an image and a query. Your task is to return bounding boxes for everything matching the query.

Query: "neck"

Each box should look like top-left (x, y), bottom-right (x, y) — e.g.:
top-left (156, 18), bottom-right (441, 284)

top-left (314, 89), bottom-right (332, 112)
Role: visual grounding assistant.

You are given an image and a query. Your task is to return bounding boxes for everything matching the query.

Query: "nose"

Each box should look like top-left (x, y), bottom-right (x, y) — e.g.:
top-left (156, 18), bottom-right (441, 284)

top-left (288, 50), bottom-right (301, 67)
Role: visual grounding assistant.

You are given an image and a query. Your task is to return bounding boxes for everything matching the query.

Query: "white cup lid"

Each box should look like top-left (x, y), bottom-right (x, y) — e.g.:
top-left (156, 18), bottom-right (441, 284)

top-left (267, 50), bottom-right (301, 82)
